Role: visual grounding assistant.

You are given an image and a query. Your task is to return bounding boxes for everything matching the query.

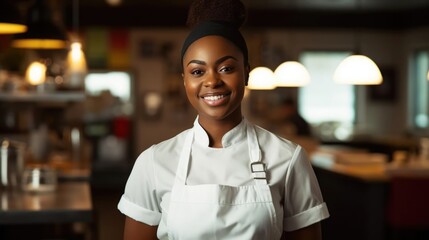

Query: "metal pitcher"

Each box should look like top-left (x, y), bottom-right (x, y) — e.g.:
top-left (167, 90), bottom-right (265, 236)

top-left (0, 139), bottom-right (26, 189)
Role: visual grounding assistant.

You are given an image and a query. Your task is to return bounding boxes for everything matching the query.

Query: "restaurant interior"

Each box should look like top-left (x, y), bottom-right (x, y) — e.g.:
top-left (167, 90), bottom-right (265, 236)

top-left (1, 0), bottom-right (429, 239)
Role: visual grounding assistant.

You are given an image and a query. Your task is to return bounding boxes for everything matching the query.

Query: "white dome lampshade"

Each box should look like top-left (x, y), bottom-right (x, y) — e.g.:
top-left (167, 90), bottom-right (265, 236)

top-left (333, 55), bottom-right (383, 85)
top-left (247, 67), bottom-right (276, 90)
top-left (274, 61), bottom-right (311, 87)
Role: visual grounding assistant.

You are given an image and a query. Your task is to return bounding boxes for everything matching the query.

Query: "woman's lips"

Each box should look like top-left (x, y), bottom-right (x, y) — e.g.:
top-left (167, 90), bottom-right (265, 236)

top-left (201, 94), bottom-right (228, 106)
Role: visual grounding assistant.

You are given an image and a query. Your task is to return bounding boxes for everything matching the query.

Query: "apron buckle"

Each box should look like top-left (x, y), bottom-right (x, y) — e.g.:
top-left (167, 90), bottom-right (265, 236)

top-left (250, 162), bottom-right (266, 180)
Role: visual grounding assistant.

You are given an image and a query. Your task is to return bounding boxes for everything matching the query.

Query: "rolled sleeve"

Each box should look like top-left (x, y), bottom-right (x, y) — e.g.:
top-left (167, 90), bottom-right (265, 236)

top-left (284, 146), bottom-right (330, 231)
top-left (117, 146), bottom-right (162, 226)
top-left (118, 195), bottom-right (161, 226)
top-left (284, 202), bottom-right (329, 231)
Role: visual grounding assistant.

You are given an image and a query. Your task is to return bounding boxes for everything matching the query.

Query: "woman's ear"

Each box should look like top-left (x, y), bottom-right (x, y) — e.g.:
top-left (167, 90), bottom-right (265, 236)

top-left (182, 73), bottom-right (186, 86)
top-left (244, 64), bottom-right (250, 86)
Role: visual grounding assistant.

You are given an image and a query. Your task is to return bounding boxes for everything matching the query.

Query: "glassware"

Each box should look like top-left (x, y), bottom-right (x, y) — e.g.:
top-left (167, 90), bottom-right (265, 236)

top-left (21, 166), bottom-right (57, 192)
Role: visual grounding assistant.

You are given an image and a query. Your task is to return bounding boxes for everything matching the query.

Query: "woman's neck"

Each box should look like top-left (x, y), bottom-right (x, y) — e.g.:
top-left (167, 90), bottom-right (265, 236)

top-left (198, 115), bottom-right (243, 148)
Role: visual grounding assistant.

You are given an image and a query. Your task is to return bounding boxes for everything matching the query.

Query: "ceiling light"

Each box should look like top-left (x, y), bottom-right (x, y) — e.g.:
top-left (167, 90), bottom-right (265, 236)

top-left (106, 0), bottom-right (122, 7)
top-left (12, 0), bottom-right (67, 49)
top-left (247, 67), bottom-right (276, 90)
top-left (67, 42), bottom-right (87, 72)
top-left (333, 55), bottom-right (383, 85)
top-left (274, 61), bottom-right (311, 87)
top-left (333, 0), bottom-right (383, 86)
top-left (68, 0), bottom-right (86, 71)
top-left (26, 61), bottom-right (46, 85)
top-left (0, 2), bottom-right (27, 34)
top-left (64, 0), bottom-right (87, 89)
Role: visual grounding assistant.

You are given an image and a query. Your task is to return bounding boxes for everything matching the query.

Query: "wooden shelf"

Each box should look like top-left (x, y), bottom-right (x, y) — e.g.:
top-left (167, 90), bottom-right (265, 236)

top-left (0, 92), bottom-right (85, 102)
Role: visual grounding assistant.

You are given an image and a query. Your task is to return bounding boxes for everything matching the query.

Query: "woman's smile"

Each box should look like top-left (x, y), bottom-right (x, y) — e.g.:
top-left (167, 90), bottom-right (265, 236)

top-left (201, 93), bottom-right (230, 106)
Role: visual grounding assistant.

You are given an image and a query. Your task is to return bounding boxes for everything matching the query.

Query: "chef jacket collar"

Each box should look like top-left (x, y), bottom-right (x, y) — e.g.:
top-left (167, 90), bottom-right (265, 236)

top-left (193, 116), bottom-right (247, 148)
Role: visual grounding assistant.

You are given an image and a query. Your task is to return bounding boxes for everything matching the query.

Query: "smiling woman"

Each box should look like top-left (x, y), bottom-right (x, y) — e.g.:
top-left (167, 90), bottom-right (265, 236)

top-left (182, 36), bottom-right (246, 130)
top-left (117, 0), bottom-right (329, 239)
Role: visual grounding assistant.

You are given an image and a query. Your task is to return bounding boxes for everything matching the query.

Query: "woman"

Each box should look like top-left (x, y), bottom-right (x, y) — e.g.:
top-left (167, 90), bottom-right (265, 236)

top-left (118, 0), bottom-right (329, 239)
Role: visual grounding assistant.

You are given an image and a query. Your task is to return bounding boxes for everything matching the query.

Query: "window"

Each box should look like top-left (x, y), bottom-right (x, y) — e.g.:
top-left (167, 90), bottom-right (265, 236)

top-left (298, 51), bottom-right (355, 124)
top-left (85, 71), bottom-right (132, 102)
top-left (410, 50), bottom-right (429, 133)
top-left (298, 51), bottom-right (355, 139)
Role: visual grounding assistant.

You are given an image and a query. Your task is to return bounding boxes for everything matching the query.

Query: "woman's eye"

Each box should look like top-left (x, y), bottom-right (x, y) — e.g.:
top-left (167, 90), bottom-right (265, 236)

top-left (191, 69), bottom-right (204, 76)
top-left (220, 66), bottom-right (233, 73)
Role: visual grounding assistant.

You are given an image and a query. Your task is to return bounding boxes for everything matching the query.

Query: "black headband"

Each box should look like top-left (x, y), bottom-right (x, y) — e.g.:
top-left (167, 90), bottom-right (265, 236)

top-left (181, 21), bottom-right (249, 66)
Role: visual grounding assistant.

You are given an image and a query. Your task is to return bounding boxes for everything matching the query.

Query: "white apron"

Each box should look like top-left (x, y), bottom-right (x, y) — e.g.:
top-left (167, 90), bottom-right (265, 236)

top-left (166, 122), bottom-right (282, 240)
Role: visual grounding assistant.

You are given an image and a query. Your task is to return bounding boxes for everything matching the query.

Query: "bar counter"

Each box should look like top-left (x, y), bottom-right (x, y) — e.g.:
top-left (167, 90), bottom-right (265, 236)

top-left (311, 148), bottom-right (429, 240)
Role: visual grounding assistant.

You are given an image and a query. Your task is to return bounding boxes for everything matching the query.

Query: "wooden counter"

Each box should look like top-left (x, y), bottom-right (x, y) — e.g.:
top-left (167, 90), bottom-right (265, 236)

top-left (311, 151), bottom-right (429, 240)
top-left (0, 181), bottom-right (93, 224)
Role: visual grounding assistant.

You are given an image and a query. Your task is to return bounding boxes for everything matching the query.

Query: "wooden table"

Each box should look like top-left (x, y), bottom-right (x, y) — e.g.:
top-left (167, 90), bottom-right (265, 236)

top-left (0, 181), bottom-right (94, 240)
top-left (0, 181), bottom-right (93, 224)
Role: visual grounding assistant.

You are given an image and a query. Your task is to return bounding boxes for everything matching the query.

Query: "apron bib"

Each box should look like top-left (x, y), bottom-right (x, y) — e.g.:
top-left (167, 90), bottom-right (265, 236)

top-left (166, 122), bottom-right (282, 240)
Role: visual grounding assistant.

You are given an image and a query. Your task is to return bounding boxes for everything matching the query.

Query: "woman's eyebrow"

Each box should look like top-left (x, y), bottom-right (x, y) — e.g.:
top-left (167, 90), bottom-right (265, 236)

top-left (216, 56), bottom-right (238, 65)
top-left (187, 59), bottom-right (206, 66)
top-left (186, 56), bottom-right (238, 66)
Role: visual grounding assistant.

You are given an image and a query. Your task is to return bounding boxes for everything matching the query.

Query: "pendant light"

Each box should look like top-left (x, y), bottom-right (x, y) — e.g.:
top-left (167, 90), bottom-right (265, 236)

top-left (333, 55), bottom-right (382, 85)
top-left (12, 0), bottom-right (67, 49)
top-left (64, 0), bottom-right (87, 89)
top-left (0, 1), bottom-right (27, 34)
top-left (333, 0), bottom-right (383, 85)
top-left (247, 67), bottom-right (276, 90)
top-left (274, 61), bottom-right (311, 87)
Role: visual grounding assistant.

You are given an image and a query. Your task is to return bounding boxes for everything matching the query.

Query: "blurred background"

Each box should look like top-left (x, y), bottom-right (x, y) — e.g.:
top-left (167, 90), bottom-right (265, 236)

top-left (1, 0), bottom-right (429, 239)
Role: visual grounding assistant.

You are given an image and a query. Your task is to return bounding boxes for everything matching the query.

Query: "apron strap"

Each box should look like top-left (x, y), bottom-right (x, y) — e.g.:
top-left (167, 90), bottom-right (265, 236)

top-left (247, 123), bottom-right (268, 185)
top-left (175, 129), bottom-right (194, 184)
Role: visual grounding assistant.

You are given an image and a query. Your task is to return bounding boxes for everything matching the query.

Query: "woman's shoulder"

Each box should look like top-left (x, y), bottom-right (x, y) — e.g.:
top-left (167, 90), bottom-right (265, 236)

top-left (252, 123), bottom-right (299, 149)
top-left (135, 128), bottom-right (191, 163)
top-left (154, 128), bottom-right (190, 149)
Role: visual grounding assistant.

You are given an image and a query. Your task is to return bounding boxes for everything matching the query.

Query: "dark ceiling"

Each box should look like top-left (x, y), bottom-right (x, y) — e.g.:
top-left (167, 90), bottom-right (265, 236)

top-left (15, 0), bottom-right (429, 30)
top-left (81, 0), bottom-right (429, 10)
top-left (73, 0), bottom-right (429, 29)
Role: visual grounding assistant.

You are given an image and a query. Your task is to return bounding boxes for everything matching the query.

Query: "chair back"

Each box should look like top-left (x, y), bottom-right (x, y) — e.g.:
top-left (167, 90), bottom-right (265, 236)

top-left (386, 176), bottom-right (429, 228)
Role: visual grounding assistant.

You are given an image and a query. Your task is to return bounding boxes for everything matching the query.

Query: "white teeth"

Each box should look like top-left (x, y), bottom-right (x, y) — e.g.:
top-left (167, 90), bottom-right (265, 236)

top-left (204, 95), bottom-right (224, 101)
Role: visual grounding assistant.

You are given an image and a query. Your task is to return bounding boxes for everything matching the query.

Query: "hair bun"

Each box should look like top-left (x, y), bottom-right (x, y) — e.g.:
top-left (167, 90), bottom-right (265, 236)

top-left (186, 0), bottom-right (247, 29)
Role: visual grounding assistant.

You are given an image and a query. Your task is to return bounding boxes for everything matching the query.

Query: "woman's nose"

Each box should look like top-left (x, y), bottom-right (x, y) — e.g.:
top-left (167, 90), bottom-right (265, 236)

top-left (203, 72), bottom-right (221, 87)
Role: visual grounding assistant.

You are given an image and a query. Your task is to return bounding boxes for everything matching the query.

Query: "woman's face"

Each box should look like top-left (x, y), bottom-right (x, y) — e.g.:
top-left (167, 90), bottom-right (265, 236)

top-left (182, 36), bottom-right (248, 123)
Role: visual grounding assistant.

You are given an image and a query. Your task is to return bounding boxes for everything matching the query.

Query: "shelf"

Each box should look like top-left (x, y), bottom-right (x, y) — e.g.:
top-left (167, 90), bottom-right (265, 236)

top-left (0, 92), bottom-right (85, 102)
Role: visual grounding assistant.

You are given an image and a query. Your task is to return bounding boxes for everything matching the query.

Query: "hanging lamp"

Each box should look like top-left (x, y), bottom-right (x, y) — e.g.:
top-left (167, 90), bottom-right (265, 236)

top-left (333, 0), bottom-right (383, 85)
top-left (12, 0), bottom-right (68, 49)
top-left (333, 55), bottom-right (382, 85)
top-left (67, 0), bottom-right (87, 73)
top-left (0, 1), bottom-right (27, 34)
top-left (64, 0), bottom-right (87, 89)
top-left (274, 61), bottom-right (311, 87)
top-left (247, 67), bottom-right (276, 90)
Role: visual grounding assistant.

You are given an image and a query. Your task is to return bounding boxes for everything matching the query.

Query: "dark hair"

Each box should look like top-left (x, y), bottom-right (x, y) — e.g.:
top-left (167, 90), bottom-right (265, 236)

top-left (181, 0), bottom-right (249, 69)
top-left (186, 0), bottom-right (247, 29)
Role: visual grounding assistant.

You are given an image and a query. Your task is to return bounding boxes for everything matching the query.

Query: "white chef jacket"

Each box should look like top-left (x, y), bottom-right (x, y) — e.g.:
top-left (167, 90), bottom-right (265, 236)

top-left (118, 117), bottom-right (329, 239)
